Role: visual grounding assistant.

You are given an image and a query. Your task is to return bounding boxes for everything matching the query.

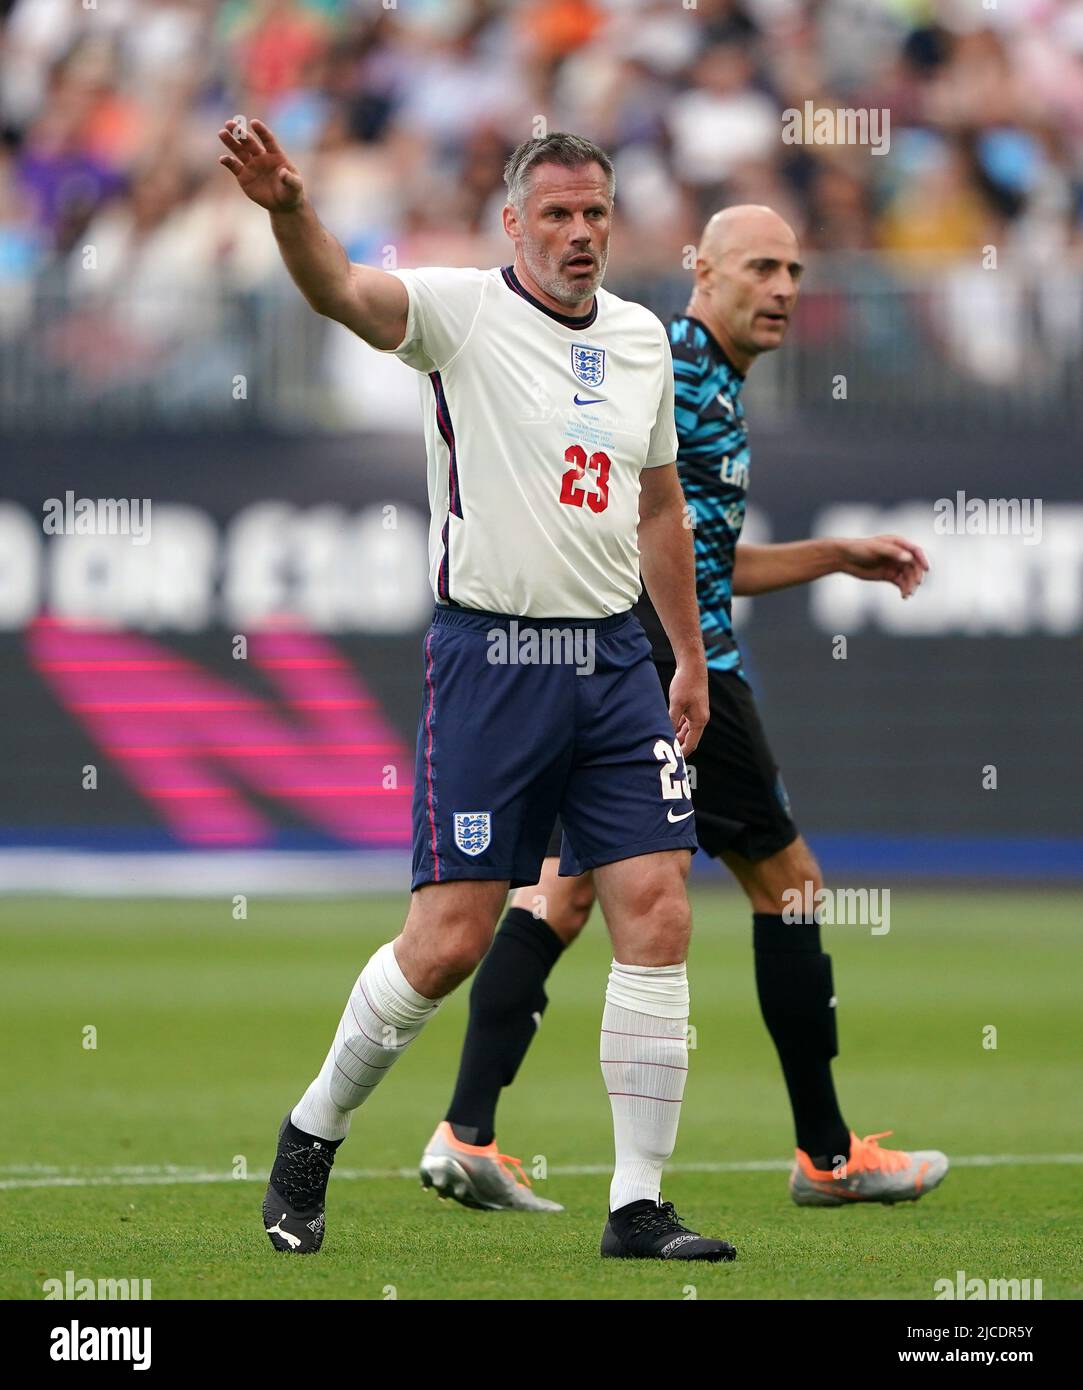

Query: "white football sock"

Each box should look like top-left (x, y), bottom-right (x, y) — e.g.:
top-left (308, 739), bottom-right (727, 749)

top-left (601, 959), bottom-right (690, 1212)
top-left (292, 941), bottom-right (440, 1142)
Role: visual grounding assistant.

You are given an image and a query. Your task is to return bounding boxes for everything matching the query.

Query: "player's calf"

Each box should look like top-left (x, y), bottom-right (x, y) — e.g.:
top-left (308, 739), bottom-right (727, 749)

top-left (425, 866), bottom-right (594, 1205)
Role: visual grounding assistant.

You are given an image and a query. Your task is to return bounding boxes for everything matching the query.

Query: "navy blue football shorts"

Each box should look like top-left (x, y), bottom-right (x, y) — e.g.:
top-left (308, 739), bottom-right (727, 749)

top-left (545, 660), bottom-right (799, 865)
top-left (410, 605), bottom-right (697, 890)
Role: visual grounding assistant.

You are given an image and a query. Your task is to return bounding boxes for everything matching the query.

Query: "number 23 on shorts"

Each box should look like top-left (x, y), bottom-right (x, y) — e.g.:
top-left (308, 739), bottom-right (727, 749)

top-left (654, 738), bottom-right (691, 801)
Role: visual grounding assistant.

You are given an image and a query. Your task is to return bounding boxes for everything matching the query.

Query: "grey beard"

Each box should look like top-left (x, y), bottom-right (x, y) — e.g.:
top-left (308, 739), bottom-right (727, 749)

top-left (531, 250), bottom-right (607, 306)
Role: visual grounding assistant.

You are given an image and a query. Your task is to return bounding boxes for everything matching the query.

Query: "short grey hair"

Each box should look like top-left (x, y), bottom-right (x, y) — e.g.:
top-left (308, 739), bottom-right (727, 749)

top-left (504, 132), bottom-right (615, 212)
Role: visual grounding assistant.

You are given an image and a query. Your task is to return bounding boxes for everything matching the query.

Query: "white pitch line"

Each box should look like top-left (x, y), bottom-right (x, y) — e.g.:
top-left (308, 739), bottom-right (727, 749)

top-left (1, 1153), bottom-right (1081, 1192)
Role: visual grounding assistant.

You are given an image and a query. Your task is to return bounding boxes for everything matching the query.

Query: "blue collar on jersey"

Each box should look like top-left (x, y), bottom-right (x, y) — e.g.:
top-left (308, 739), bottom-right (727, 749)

top-left (679, 312), bottom-right (747, 382)
top-left (501, 264), bottom-right (598, 329)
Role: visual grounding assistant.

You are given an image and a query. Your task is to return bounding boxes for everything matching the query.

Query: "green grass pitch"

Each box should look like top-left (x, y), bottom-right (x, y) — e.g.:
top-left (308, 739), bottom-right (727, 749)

top-left (2, 889), bottom-right (1080, 1301)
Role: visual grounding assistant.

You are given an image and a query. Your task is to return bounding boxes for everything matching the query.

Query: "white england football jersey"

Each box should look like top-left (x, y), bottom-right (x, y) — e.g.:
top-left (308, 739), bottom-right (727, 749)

top-left (379, 264), bottom-right (678, 619)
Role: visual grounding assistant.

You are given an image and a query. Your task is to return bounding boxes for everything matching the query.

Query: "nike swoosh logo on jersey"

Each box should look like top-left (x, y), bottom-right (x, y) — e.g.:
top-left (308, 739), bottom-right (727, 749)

top-left (667, 808), bottom-right (694, 822)
top-left (573, 394), bottom-right (606, 406)
top-left (715, 391), bottom-right (735, 416)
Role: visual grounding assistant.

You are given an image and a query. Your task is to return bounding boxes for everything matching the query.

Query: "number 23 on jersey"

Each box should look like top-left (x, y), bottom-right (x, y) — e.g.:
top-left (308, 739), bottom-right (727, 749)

top-left (559, 444), bottom-right (612, 513)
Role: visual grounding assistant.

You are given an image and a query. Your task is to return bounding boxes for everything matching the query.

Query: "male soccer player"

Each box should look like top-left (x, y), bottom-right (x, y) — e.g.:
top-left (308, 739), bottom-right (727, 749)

top-left (420, 205), bottom-right (949, 1213)
top-left (220, 119), bottom-right (736, 1260)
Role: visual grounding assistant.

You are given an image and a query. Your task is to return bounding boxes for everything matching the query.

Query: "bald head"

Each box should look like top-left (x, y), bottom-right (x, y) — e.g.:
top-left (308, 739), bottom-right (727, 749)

top-left (699, 204), bottom-right (798, 267)
top-left (688, 204), bottom-right (803, 372)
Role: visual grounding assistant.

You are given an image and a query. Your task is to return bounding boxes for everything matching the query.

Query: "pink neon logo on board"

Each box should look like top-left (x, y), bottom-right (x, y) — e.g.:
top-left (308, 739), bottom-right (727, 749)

top-left (28, 617), bottom-right (412, 847)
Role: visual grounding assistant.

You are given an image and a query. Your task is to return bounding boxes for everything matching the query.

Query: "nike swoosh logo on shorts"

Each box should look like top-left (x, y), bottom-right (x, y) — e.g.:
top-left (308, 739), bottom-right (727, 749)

top-left (667, 808), bottom-right (694, 822)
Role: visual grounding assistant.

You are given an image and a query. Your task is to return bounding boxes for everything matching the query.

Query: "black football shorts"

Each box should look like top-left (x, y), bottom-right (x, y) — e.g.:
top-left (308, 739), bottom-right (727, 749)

top-left (544, 658), bottom-right (798, 866)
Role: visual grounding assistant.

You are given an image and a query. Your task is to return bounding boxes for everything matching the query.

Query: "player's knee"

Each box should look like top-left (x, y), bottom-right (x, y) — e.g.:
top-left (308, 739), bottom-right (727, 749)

top-left (436, 919), bottom-right (491, 981)
top-left (399, 913), bottom-right (490, 996)
top-left (620, 872), bottom-right (691, 963)
top-left (780, 844), bottom-right (822, 902)
top-left (756, 838), bottom-right (822, 914)
top-left (428, 946), bottom-right (486, 996)
top-left (548, 877), bottom-right (596, 942)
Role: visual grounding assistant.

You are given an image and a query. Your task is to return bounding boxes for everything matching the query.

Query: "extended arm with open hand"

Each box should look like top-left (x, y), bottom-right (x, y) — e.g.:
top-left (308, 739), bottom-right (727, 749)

top-left (217, 118), bottom-right (407, 349)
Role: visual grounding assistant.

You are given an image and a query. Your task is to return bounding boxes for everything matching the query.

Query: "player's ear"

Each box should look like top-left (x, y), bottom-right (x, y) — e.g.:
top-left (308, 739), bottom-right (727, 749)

top-left (502, 202), bottom-right (520, 240)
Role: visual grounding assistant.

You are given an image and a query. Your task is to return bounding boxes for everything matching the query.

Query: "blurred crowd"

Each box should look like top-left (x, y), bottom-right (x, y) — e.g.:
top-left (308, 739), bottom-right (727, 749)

top-left (2, 0), bottom-right (1082, 411)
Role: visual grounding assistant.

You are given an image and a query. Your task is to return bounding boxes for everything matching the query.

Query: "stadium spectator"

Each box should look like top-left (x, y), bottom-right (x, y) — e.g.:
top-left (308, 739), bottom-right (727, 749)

top-left (0, 0), bottom-right (1080, 408)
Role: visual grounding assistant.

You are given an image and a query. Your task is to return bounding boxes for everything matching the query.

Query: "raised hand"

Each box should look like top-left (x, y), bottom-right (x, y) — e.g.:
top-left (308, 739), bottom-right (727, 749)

top-left (218, 118), bottom-right (304, 212)
top-left (218, 115), bottom-right (408, 348)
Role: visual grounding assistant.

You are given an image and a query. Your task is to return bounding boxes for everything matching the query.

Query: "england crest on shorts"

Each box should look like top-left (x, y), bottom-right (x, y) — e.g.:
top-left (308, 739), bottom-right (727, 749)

top-left (454, 811), bottom-right (491, 856)
top-left (571, 344), bottom-right (605, 388)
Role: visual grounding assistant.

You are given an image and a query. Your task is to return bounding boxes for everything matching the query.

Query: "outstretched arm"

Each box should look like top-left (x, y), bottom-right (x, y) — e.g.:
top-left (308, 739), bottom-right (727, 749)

top-left (217, 118), bottom-right (407, 349)
top-left (638, 464), bottom-right (708, 756)
top-left (733, 535), bottom-right (930, 599)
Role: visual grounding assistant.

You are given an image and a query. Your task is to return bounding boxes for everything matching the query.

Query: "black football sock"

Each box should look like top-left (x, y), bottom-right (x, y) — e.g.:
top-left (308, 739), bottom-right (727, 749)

top-left (445, 907), bottom-right (565, 1147)
top-left (753, 912), bottom-right (851, 1167)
